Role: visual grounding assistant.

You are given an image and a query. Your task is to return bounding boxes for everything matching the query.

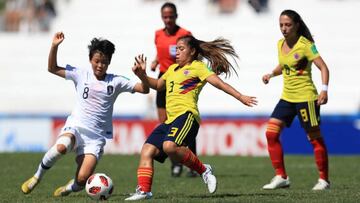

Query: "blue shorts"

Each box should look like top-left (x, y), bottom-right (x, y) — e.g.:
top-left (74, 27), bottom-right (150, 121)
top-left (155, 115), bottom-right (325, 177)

top-left (145, 112), bottom-right (199, 163)
top-left (271, 99), bottom-right (321, 130)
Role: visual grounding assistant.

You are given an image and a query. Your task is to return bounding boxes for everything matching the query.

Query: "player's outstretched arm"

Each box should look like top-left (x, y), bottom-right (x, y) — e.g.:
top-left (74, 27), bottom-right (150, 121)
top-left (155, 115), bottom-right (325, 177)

top-left (48, 32), bottom-right (66, 78)
top-left (133, 54), bottom-right (165, 91)
top-left (206, 74), bottom-right (257, 107)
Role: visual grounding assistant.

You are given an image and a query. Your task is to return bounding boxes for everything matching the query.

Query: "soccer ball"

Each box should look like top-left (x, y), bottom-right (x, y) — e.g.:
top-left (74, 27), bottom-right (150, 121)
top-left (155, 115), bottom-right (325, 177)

top-left (85, 173), bottom-right (114, 200)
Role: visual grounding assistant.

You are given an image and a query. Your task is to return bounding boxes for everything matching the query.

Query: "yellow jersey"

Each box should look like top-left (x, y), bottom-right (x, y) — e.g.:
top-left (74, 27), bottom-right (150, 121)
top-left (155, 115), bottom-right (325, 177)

top-left (161, 60), bottom-right (215, 124)
top-left (278, 36), bottom-right (320, 102)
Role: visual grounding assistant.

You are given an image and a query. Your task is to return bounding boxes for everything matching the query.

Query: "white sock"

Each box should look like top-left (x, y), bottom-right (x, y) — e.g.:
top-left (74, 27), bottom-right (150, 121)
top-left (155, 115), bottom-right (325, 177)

top-left (34, 145), bottom-right (61, 179)
top-left (34, 136), bottom-right (72, 179)
top-left (34, 163), bottom-right (48, 180)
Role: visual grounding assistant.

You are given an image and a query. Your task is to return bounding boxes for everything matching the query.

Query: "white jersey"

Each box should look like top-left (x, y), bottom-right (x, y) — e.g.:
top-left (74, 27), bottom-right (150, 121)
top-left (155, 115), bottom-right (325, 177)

top-left (64, 65), bottom-right (136, 139)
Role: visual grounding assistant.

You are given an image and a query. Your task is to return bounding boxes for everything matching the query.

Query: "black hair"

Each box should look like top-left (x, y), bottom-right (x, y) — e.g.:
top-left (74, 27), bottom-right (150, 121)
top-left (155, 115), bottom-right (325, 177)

top-left (161, 2), bottom-right (177, 16)
top-left (280, 9), bottom-right (314, 42)
top-left (88, 38), bottom-right (115, 62)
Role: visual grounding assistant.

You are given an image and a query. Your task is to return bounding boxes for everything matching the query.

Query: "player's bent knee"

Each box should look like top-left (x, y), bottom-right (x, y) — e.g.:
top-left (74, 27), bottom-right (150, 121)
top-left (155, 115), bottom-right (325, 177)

top-left (163, 145), bottom-right (177, 157)
top-left (163, 142), bottom-right (177, 156)
top-left (265, 119), bottom-right (282, 140)
top-left (141, 143), bottom-right (159, 158)
top-left (56, 144), bottom-right (67, 154)
top-left (139, 151), bottom-right (156, 166)
top-left (55, 135), bottom-right (73, 154)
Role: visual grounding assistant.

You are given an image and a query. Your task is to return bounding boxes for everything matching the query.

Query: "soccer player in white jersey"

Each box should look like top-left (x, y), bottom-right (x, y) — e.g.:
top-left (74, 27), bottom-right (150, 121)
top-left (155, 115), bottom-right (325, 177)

top-left (21, 32), bottom-right (149, 197)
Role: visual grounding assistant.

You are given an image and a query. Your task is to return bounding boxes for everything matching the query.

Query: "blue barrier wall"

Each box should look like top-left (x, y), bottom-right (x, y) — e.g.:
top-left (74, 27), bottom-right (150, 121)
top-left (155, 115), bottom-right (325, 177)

top-left (281, 116), bottom-right (360, 154)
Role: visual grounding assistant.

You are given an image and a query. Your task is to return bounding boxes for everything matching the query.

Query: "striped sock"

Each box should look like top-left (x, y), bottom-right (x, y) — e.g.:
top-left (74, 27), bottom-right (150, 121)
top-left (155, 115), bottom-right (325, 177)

top-left (137, 167), bottom-right (153, 192)
top-left (180, 149), bottom-right (206, 175)
top-left (266, 121), bottom-right (287, 178)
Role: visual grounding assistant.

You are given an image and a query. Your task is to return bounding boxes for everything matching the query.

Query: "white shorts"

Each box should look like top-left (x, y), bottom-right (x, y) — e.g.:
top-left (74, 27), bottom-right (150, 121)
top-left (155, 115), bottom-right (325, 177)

top-left (60, 126), bottom-right (106, 160)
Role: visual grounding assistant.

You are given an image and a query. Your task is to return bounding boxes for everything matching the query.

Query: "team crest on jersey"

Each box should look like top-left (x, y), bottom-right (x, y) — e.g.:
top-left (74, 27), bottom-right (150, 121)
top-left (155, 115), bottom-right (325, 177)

top-left (294, 53), bottom-right (299, 60)
top-left (183, 70), bottom-right (190, 76)
top-left (107, 86), bottom-right (114, 95)
top-left (169, 45), bottom-right (177, 58)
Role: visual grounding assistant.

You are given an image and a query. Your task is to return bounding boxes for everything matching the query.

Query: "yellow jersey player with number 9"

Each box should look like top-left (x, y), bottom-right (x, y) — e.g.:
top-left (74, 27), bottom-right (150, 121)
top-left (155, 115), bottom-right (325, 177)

top-left (262, 10), bottom-right (330, 191)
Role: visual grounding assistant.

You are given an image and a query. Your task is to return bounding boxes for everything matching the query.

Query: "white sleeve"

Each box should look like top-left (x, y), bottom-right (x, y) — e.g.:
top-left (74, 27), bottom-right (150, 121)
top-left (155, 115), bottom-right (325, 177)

top-left (114, 75), bottom-right (137, 94)
top-left (65, 64), bottom-right (82, 82)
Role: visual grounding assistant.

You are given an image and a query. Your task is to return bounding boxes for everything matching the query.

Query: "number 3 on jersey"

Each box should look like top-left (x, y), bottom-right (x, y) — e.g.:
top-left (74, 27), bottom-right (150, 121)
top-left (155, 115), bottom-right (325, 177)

top-left (83, 87), bottom-right (89, 99)
top-left (168, 81), bottom-right (175, 93)
top-left (168, 127), bottom-right (178, 137)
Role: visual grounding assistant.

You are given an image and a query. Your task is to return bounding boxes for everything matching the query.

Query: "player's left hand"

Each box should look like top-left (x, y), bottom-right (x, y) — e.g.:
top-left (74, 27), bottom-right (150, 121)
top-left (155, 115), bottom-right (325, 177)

top-left (317, 91), bottom-right (328, 105)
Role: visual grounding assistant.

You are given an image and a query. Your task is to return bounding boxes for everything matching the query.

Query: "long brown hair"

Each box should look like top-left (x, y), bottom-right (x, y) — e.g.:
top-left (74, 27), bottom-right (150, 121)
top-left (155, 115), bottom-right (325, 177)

top-left (177, 35), bottom-right (239, 78)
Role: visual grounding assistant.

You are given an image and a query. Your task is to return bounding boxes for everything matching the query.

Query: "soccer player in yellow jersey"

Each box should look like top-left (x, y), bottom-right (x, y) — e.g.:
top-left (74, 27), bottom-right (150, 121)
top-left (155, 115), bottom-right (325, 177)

top-left (125, 35), bottom-right (257, 201)
top-left (261, 10), bottom-right (330, 190)
top-left (151, 2), bottom-right (195, 178)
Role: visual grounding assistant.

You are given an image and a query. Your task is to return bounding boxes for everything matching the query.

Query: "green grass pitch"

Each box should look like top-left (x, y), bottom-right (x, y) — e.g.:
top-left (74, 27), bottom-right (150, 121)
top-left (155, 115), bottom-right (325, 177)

top-left (1, 153), bottom-right (359, 202)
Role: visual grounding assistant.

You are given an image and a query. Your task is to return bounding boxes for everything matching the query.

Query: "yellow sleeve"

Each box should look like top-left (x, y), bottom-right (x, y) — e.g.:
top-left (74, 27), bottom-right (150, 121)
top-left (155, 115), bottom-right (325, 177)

top-left (304, 42), bottom-right (320, 61)
top-left (195, 62), bottom-right (215, 81)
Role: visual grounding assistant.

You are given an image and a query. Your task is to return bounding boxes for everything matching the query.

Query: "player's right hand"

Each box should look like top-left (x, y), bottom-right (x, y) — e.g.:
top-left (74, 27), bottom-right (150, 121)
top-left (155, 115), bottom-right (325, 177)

top-left (52, 32), bottom-right (64, 47)
top-left (262, 73), bottom-right (272, 84)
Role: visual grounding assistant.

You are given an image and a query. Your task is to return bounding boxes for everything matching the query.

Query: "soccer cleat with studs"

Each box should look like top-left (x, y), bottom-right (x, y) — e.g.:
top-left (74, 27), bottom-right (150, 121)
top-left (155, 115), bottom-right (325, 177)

top-left (262, 175), bottom-right (290, 190)
top-left (125, 186), bottom-right (153, 201)
top-left (201, 164), bottom-right (217, 193)
top-left (21, 176), bottom-right (39, 194)
top-left (312, 179), bottom-right (330, 190)
top-left (54, 179), bottom-right (74, 197)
